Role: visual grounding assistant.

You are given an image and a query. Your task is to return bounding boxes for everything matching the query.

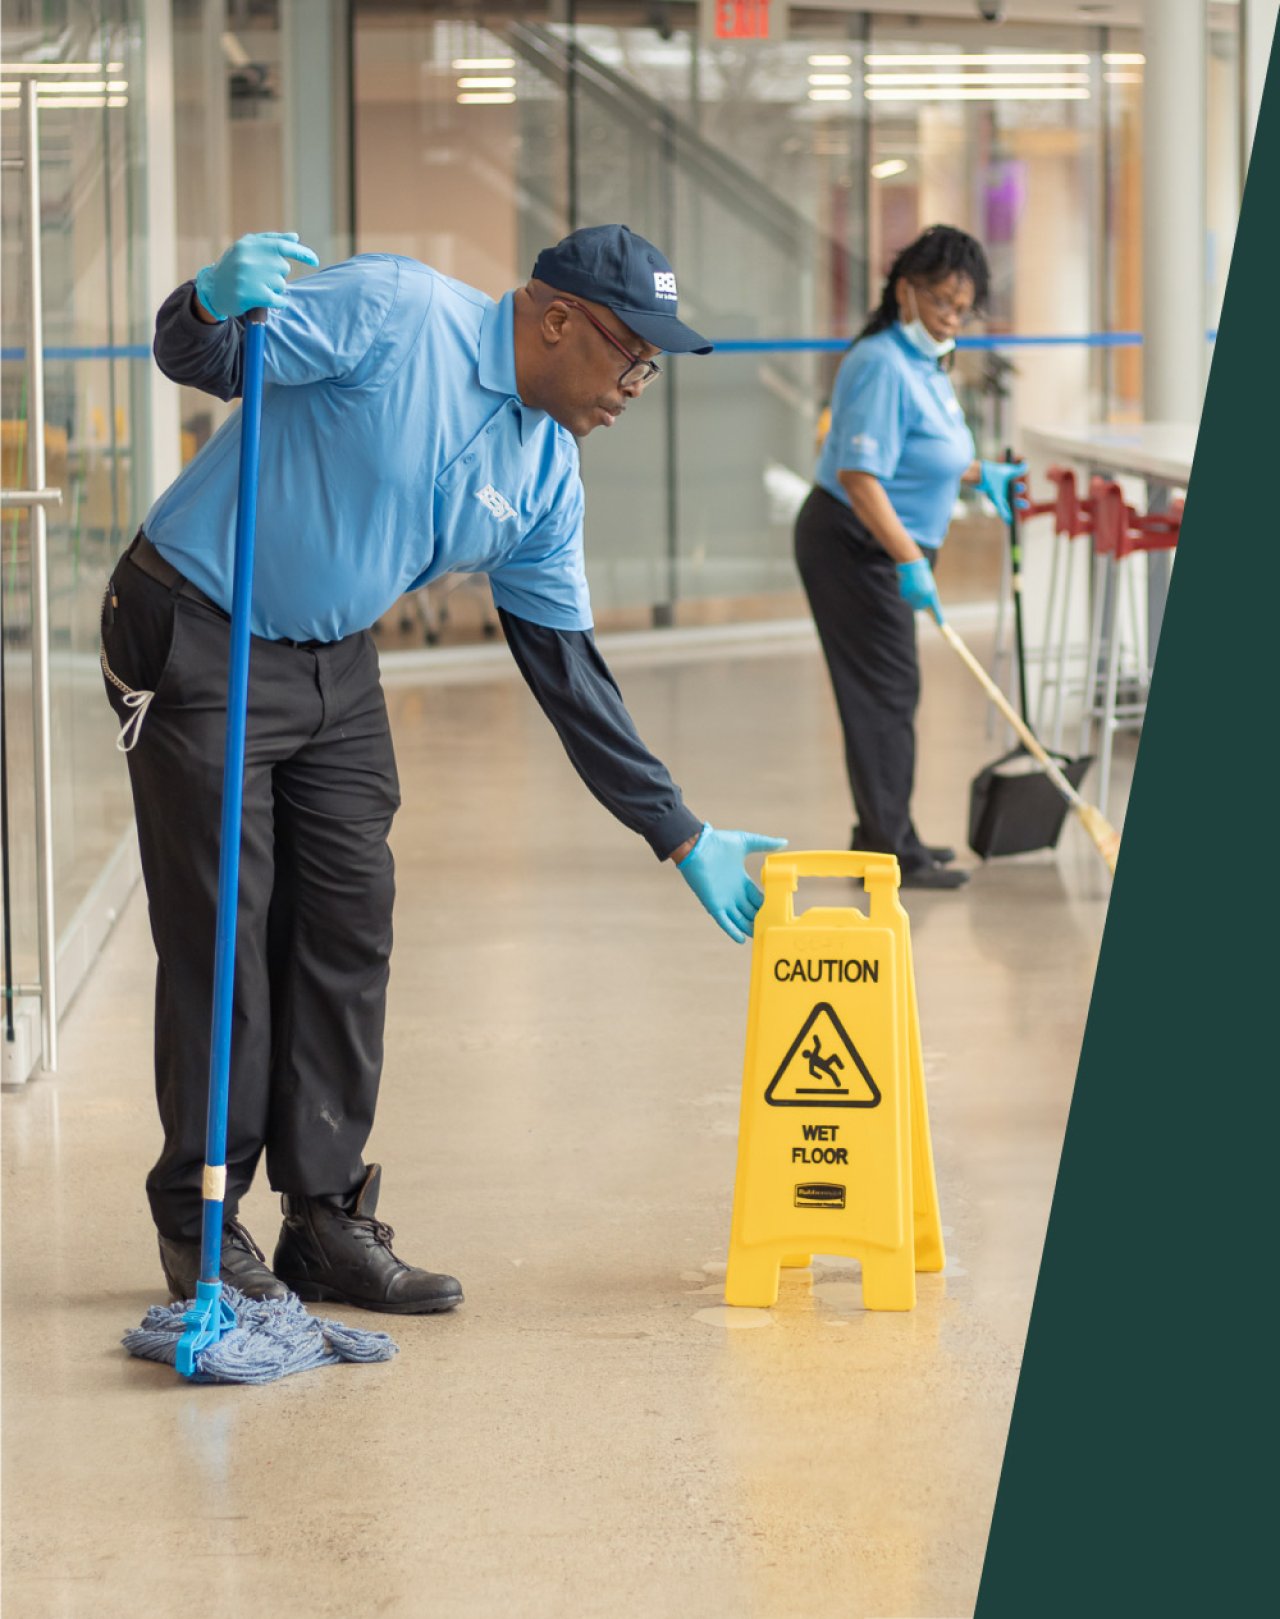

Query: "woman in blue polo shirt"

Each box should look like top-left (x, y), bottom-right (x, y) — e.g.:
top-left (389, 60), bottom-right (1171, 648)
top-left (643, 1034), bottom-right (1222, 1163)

top-left (795, 225), bottom-right (1024, 890)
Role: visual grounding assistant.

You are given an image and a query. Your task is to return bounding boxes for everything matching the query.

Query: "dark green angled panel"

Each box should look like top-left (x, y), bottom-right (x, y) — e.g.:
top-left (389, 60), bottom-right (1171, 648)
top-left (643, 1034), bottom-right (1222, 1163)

top-left (974, 28), bottom-right (1280, 1619)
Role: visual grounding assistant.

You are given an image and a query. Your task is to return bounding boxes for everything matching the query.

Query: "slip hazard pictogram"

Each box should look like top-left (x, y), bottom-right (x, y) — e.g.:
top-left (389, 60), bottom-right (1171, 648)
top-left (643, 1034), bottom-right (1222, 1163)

top-left (764, 1002), bottom-right (881, 1108)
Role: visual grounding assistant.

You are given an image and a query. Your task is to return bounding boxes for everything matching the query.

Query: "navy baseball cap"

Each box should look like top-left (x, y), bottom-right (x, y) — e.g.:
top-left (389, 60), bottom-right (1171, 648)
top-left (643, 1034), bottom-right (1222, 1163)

top-left (532, 224), bottom-right (712, 355)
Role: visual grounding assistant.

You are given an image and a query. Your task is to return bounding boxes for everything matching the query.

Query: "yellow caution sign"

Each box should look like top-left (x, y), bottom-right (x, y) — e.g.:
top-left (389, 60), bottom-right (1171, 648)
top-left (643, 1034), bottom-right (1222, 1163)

top-left (725, 852), bottom-right (944, 1311)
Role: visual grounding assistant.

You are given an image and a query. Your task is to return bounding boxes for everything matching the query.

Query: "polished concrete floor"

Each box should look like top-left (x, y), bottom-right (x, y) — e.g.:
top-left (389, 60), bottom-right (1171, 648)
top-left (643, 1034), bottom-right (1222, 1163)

top-left (2, 615), bottom-right (1123, 1618)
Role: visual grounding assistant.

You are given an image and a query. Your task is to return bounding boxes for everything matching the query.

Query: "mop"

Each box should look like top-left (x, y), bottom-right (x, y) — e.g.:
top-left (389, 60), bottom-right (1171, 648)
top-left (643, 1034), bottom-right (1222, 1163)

top-left (966, 456), bottom-right (1094, 863)
top-left (123, 309), bottom-right (397, 1383)
top-left (938, 618), bottom-right (1121, 875)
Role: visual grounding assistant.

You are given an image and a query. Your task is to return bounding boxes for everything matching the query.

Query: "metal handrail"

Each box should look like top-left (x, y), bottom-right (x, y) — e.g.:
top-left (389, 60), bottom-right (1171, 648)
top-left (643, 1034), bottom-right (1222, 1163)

top-left (1, 488), bottom-right (63, 508)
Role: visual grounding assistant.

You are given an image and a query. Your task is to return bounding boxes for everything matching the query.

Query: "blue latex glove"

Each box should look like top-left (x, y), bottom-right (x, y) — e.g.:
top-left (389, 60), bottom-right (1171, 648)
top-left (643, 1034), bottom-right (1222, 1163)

top-left (677, 824), bottom-right (788, 944)
top-left (976, 459), bottom-right (1029, 524)
top-left (195, 231), bottom-right (320, 321)
top-left (896, 558), bottom-right (943, 625)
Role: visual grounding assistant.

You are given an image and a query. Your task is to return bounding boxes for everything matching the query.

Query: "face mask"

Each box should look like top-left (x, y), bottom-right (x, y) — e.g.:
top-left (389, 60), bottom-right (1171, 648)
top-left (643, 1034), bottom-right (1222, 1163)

top-left (899, 285), bottom-right (955, 360)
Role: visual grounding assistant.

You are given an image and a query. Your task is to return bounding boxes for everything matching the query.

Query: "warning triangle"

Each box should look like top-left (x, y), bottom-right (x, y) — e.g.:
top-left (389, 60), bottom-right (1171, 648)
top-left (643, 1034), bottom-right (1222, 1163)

top-left (764, 1002), bottom-right (881, 1108)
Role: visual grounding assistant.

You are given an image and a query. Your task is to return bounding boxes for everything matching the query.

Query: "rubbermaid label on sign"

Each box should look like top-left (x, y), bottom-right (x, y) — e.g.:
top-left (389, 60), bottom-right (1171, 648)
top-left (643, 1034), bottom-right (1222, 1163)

top-left (794, 1182), bottom-right (846, 1209)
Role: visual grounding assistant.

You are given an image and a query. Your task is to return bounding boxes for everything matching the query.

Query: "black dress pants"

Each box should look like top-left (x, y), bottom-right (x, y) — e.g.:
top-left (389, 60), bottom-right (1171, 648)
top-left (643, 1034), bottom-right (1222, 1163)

top-left (794, 485), bottom-right (935, 871)
top-left (101, 540), bottom-right (400, 1240)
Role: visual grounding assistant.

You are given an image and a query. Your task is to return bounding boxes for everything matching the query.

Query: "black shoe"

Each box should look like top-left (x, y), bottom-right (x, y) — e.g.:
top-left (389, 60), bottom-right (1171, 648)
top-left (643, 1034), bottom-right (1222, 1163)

top-left (273, 1165), bottom-right (463, 1316)
top-left (851, 832), bottom-right (957, 865)
top-left (157, 1217), bottom-right (290, 1302)
top-left (900, 861), bottom-right (970, 891)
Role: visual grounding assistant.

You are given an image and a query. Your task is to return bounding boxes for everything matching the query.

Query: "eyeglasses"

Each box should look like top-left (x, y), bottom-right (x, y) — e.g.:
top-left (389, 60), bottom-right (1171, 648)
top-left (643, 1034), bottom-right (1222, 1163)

top-left (561, 300), bottom-right (663, 389)
top-left (911, 282), bottom-right (976, 327)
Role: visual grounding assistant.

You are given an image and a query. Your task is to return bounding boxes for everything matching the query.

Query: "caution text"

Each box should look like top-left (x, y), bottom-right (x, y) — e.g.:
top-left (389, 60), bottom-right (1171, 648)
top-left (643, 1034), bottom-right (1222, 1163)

top-left (774, 958), bottom-right (880, 984)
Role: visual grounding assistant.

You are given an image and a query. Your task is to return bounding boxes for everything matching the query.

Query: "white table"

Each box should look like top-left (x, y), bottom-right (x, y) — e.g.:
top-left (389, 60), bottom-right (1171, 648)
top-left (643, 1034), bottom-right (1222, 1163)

top-left (1022, 421), bottom-right (1197, 488)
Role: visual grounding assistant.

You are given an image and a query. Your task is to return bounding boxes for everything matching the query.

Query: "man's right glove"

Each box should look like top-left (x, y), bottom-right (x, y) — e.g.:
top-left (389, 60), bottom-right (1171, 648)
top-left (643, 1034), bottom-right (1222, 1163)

top-left (194, 231), bottom-right (320, 321)
top-left (895, 558), bottom-right (943, 624)
top-left (678, 825), bottom-right (788, 944)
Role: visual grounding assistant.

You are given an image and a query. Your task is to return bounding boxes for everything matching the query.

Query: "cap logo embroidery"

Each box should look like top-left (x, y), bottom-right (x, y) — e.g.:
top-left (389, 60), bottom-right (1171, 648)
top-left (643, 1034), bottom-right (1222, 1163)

top-left (653, 271), bottom-right (678, 301)
top-left (475, 483), bottom-right (518, 522)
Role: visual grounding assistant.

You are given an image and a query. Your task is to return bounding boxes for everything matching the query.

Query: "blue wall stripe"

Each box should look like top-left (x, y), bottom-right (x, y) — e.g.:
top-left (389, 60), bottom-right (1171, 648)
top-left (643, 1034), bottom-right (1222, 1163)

top-left (1, 344), bottom-right (152, 361)
top-left (715, 332), bottom-right (1147, 354)
top-left (2, 331), bottom-right (1217, 362)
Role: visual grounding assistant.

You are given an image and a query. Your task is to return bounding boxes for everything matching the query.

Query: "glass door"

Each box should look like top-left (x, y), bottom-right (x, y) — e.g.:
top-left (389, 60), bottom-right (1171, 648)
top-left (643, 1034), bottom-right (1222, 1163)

top-left (1, 2), bottom-right (152, 1081)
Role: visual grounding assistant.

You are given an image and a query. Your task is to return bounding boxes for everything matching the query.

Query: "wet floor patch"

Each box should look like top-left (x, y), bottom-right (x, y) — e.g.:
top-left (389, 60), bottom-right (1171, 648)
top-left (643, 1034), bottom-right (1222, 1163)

top-left (692, 1306), bottom-right (773, 1330)
top-left (811, 1280), bottom-right (863, 1317)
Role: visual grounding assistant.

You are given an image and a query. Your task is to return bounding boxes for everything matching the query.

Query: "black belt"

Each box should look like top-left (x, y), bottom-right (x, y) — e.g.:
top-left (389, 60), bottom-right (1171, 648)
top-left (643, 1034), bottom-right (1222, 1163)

top-left (125, 530), bottom-right (328, 649)
top-left (126, 530), bottom-right (223, 612)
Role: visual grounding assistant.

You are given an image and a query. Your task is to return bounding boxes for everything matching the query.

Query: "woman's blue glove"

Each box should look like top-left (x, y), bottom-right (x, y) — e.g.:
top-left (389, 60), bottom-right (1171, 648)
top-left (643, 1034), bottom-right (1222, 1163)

top-left (896, 559), bottom-right (943, 624)
top-left (976, 459), bottom-right (1029, 524)
top-left (194, 231), bottom-right (320, 321)
top-left (678, 824), bottom-right (788, 944)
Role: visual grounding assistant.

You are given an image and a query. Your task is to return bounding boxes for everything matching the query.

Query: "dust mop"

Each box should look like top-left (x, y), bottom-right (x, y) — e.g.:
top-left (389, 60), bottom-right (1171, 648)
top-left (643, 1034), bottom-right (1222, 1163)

top-left (123, 309), bottom-right (396, 1383)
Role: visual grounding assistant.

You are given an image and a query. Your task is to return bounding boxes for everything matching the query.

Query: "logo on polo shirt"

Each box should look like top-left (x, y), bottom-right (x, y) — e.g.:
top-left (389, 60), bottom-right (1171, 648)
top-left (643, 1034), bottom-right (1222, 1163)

top-left (653, 271), bottom-right (678, 302)
top-left (851, 432), bottom-right (879, 454)
top-left (475, 483), bottom-right (517, 522)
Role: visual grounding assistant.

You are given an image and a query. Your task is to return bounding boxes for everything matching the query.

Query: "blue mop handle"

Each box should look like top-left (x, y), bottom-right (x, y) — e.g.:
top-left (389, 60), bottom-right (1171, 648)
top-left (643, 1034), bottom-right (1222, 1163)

top-left (198, 309), bottom-right (267, 1287)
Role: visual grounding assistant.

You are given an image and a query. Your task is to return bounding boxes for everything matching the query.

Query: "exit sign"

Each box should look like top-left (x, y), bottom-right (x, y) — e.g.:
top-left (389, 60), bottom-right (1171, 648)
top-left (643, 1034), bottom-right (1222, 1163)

top-left (701, 0), bottom-right (788, 43)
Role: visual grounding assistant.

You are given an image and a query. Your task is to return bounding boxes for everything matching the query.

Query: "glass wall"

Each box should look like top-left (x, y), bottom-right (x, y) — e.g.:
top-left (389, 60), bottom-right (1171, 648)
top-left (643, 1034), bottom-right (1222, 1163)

top-left (153, 1), bottom-right (1245, 634)
top-left (864, 17), bottom-right (1111, 451)
top-left (170, 0), bottom-right (353, 462)
top-left (342, 3), bottom-right (1233, 629)
top-left (1, 1), bottom-right (150, 1038)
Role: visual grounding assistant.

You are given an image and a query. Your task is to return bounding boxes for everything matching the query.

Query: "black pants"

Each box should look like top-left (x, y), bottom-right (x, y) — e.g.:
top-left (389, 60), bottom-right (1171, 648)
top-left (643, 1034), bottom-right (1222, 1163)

top-left (101, 539), bottom-right (400, 1240)
top-left (794, 485), bottom-right (936, 870)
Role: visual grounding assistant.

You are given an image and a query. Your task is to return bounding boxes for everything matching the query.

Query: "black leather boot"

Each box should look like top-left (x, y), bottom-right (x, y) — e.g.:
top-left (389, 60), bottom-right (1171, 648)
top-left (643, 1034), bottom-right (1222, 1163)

top-left (158, 1217), bottom-right (290, 1302)
top-left (273, 1165), bottom-right (463, 1315)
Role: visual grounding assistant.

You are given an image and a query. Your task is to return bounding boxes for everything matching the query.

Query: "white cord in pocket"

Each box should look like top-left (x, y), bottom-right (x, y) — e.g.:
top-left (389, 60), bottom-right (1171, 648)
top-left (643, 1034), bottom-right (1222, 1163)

top-left (100, 644), bottom-right (155, 752)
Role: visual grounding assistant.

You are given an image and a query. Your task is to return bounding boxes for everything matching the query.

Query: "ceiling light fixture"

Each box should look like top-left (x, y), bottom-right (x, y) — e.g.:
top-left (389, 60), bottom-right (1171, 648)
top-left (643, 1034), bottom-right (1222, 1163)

top-left (865, 53), bottom-right (1091, 67)
top-left (866, 72), bottom-right (1089, 86)
top-left (0, 60), bottom-right (119, 74)
top-left (865, 86), bottom-right (1091, 102)
top-left (0, 93), bottom-right (127, 108)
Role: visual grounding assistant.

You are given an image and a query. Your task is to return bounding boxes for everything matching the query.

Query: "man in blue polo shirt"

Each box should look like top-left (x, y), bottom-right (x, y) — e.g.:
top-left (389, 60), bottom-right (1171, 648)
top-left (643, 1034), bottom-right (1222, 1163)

top-left (102, 225), bottom-right (784, 1314)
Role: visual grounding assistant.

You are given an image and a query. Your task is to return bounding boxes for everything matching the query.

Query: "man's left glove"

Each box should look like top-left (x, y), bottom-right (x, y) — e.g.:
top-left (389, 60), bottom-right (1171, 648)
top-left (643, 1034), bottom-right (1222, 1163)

top-left (976, 459), bottom-right (1028, 524)
top-left (677, 824), bottom-right (788, 944)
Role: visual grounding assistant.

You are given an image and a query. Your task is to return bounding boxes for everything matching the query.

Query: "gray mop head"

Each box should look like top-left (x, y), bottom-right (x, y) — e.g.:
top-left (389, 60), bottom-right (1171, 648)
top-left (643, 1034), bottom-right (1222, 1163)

top-left (123, 1286), bottom-right (398, 1384)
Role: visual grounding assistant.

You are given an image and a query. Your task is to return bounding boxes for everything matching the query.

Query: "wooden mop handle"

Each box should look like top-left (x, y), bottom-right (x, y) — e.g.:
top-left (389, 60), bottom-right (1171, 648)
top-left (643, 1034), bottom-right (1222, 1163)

top-left (938, 622), bottom-right (1082, 804)
top-left (937, 619), bottom-right (1120, 875)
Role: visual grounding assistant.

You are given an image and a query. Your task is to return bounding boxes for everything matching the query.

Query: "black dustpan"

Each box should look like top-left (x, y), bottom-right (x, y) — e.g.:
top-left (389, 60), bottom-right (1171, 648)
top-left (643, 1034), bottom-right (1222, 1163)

top-left (969, 745), bottom-right (1094, 859)
top-left (968, 453), bottom-right (1094, 861)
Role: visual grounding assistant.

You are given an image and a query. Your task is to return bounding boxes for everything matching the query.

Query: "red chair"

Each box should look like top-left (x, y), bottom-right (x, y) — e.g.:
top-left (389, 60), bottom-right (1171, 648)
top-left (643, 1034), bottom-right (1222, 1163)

top-left (1015, 466), bottom-right (1094, 747)
top-left (1080, 477), bottom-right (1181, 810)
